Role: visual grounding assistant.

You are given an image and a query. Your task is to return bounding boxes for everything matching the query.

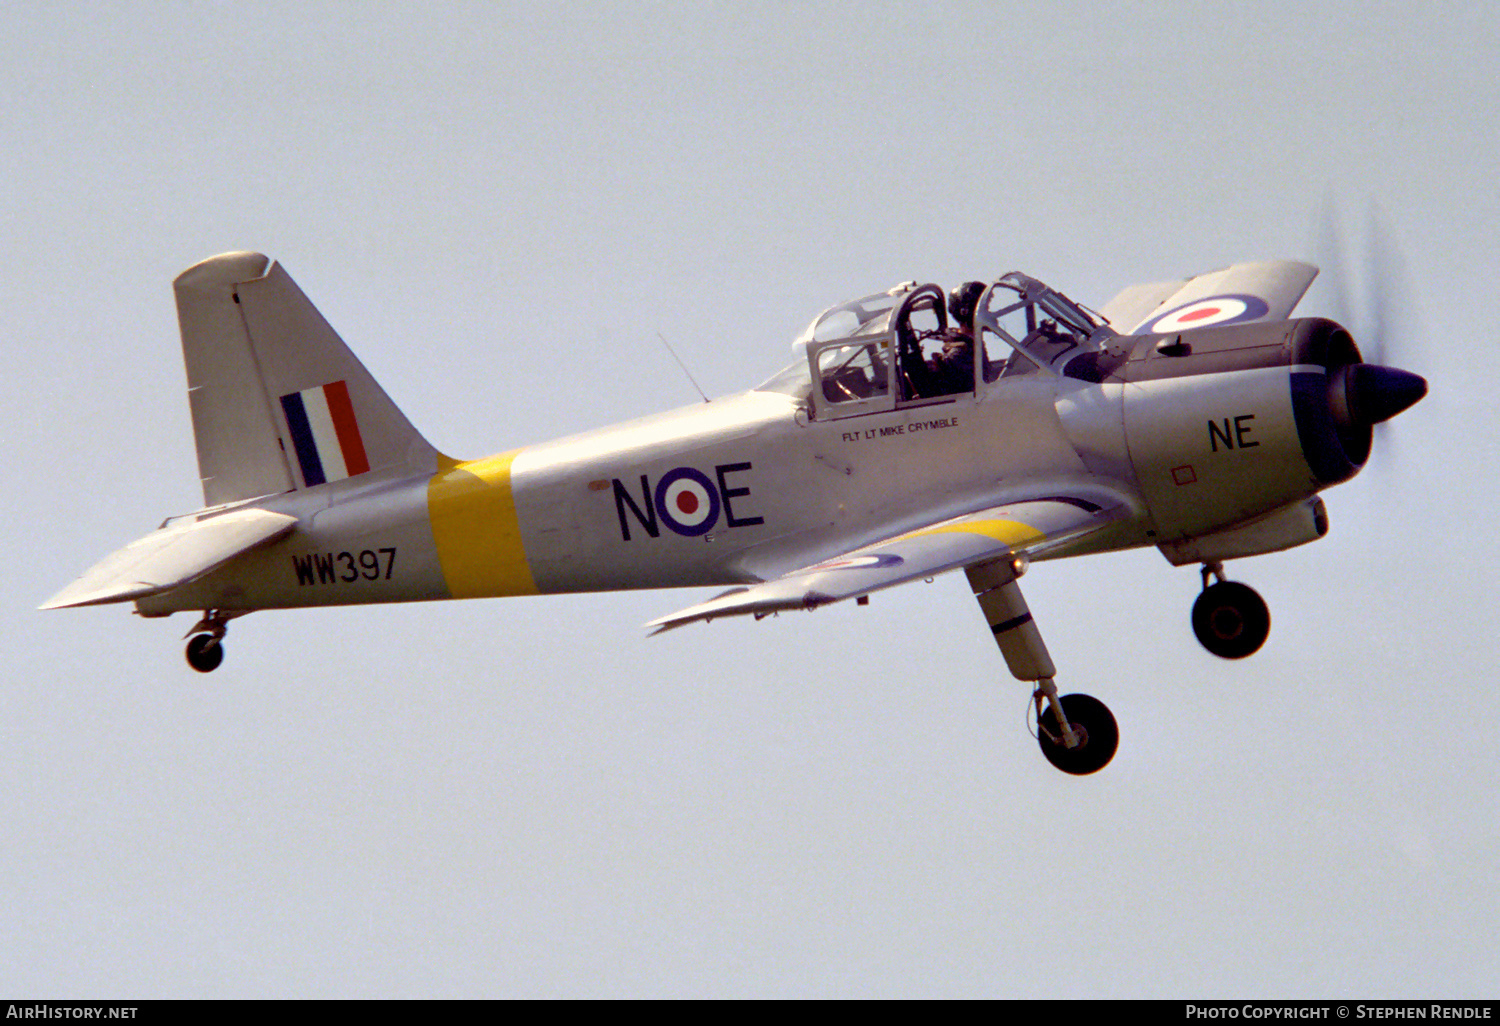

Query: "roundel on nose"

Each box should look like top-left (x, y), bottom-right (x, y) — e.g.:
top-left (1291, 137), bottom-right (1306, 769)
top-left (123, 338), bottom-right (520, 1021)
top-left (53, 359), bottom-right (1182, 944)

top-left (654, 467), bottom-right (721, 536)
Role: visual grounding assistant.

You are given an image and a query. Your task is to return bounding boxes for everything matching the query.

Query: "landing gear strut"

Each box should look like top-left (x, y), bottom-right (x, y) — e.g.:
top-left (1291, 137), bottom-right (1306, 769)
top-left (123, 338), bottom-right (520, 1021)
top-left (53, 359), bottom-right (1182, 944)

top-left (183, 610), bottom-right (243, 673)
top-left (966, 559), bottom-right (1119, 776)
top-left (1192, 563), bottom-right (1270, 660)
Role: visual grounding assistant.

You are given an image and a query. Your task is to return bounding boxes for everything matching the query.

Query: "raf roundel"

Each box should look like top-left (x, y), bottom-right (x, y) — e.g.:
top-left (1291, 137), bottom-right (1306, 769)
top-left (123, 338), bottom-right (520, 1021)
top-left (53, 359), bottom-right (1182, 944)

top-left (654, 467), bottom-right (721, 536)
top-left (1139, 293), bottom-right (1271, 334)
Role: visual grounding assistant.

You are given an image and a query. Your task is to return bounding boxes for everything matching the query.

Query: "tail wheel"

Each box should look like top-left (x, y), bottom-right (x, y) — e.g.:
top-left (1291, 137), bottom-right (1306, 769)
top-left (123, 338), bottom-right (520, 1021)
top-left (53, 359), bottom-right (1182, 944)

top-left (1036, 693), bottom-right (1118, 775)
top-left (186, 634), bottom-right (224, 673)
top-left (1192, 581), bottom-right (1270, 659)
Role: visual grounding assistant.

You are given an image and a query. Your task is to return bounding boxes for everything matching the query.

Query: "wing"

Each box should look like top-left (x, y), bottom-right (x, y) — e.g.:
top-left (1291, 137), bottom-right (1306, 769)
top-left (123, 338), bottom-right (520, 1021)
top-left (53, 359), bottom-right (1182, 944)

top-left (1098, 259), bottom-right (1318, 336)
top-left (646, 496), bottom-right (1125, 633)
top-left (41, 508), bottom-right (297, 609)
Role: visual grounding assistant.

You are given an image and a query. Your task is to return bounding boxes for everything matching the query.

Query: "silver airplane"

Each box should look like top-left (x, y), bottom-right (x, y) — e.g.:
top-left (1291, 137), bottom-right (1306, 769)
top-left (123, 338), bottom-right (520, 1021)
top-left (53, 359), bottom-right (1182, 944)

top-left (43, 252), bottom-right (1427, 774)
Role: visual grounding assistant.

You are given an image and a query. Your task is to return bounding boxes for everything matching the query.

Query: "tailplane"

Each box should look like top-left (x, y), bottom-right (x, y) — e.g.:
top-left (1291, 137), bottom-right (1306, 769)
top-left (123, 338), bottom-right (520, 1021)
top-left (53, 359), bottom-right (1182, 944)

top-left (174, 252), bottom-right (437, 506)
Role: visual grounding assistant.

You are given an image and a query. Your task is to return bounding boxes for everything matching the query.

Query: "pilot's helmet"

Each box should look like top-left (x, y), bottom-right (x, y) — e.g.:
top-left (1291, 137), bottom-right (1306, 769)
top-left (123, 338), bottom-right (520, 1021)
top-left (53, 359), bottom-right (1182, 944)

top-left (948, 281), bottom-right (986, 328)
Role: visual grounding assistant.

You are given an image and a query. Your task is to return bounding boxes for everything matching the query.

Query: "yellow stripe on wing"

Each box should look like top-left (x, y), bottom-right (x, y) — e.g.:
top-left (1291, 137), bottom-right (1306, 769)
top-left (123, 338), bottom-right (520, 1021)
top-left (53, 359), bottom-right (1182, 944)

top-left (427, 451), bottom-right (539, 598)
top-left (902, 518), bottom-right (1046, 548)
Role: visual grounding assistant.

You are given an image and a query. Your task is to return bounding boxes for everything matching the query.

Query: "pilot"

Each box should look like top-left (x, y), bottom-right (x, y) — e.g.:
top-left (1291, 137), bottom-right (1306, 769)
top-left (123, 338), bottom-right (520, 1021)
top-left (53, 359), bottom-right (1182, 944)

top-left (948, 280), bottom-right (986, 335)
top-left (924, 281), bottom-right (985, 394)
top-left (926, 332), bottom-right (973, 394)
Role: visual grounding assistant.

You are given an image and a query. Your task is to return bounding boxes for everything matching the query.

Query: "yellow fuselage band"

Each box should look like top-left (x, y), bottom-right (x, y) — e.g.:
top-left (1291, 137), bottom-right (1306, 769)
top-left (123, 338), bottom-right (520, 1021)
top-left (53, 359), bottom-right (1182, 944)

top-left (428, 451), bottom-right (539, 598)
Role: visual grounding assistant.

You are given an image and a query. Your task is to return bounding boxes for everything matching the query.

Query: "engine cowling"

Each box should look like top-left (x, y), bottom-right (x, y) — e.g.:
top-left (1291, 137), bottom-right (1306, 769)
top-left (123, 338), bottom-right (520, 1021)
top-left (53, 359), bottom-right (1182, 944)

top-left (1058, 317), bottom-right (1425, 553)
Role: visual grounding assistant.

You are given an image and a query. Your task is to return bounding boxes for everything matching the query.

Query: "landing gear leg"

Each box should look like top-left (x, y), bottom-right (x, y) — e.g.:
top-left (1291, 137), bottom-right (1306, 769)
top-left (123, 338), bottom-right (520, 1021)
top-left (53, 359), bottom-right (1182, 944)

top-left (183, 609), bottom-right (244, 673)
top-left (1192, 563), bottom-right (1270, 660)
top-left (965, 559), bottom-right (1118, 775)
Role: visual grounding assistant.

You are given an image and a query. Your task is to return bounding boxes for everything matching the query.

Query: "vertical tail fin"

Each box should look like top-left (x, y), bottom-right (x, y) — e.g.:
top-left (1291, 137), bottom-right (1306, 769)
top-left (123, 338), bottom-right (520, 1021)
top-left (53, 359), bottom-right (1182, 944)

top-left (174, 252), bottom-right (437, 506)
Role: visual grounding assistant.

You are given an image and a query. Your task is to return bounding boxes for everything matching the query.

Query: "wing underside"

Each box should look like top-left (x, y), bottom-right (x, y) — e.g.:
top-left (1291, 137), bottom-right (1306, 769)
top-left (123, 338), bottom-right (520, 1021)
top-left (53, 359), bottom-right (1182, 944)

top-left (647, 497), bottom-right (1124, 633)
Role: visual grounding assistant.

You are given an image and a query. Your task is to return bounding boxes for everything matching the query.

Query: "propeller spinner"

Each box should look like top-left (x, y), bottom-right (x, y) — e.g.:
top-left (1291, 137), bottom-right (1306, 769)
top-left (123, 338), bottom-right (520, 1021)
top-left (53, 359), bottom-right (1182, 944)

top-left (1328, 361), bottom-right (1427, 428)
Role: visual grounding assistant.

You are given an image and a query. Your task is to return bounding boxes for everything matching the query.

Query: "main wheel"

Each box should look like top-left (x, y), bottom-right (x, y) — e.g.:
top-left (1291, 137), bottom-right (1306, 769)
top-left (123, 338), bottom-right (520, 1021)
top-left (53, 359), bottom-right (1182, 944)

top-left (1192, 581), bottom-right (1270, 659)
top-left (1037, 693), bottom-right (1118, 775)
top-left (186, 634), bottom-right (224, 673)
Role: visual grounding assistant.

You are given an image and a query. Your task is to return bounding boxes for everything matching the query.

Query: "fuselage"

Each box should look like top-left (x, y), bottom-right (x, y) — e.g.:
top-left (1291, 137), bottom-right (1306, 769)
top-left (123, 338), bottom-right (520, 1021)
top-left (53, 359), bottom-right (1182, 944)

top-left (137, 311), bottom-right (1378, 619)
top-left (137, 369), bottom-right (1148, 615)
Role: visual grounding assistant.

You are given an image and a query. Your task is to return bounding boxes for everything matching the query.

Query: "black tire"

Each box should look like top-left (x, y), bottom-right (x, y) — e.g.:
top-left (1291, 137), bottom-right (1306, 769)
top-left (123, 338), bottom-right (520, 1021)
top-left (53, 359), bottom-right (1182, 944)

top-left (1037, 693), bottom-right (1118, 775)
top-left (186, 634), bottom-right (224, 673)
top-left (1192, 581), bottom-right (1270, 659)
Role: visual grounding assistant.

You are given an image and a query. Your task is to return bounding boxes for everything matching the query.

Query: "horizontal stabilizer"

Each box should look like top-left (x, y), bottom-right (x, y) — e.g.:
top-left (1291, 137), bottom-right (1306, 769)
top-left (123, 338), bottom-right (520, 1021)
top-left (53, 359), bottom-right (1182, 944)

top-left (41, 508), bottom-right (297, 609)
top-left (647, 497), bottom-right (1123, 633)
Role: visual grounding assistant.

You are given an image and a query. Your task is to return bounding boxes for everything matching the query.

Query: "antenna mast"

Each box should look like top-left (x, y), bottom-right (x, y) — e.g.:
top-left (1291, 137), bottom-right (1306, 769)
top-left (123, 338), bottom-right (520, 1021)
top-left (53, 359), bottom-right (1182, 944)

top-left (657, 332), bottom-right (710, 404)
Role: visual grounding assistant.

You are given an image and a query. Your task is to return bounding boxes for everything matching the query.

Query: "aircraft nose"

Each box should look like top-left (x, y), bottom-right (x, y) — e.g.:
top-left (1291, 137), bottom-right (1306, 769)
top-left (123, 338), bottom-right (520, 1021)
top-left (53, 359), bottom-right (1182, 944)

top-left (1329, 363), bottom-right (1428, 427)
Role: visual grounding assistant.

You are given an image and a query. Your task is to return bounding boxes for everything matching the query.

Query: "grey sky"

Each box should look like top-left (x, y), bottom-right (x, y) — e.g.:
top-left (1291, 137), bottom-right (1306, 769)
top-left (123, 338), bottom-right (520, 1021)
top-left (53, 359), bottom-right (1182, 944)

top-left (4, 1), bottom-right (1496, 997)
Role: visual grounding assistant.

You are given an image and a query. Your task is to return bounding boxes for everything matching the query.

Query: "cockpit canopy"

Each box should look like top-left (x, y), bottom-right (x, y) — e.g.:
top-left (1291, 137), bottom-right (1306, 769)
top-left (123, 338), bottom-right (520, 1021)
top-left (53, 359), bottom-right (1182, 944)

top-left (759, 274), bottom-right (1113, 421)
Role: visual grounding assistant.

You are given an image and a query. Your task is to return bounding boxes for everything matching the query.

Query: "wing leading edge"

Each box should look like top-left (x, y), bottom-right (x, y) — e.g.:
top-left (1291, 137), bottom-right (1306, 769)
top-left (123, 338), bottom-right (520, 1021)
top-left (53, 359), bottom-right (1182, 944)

top-left (647, 497), bottom-right (1125, 633)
